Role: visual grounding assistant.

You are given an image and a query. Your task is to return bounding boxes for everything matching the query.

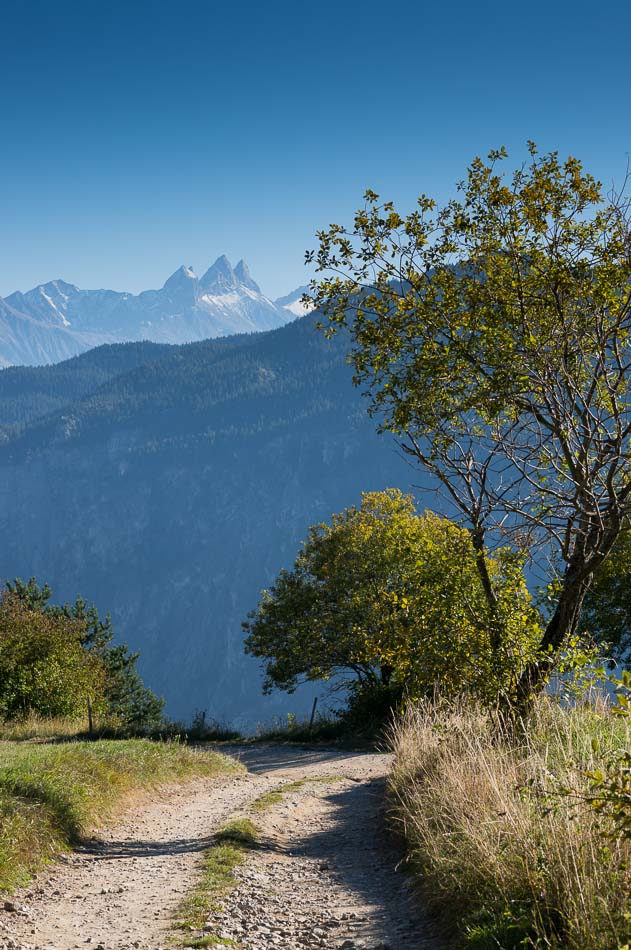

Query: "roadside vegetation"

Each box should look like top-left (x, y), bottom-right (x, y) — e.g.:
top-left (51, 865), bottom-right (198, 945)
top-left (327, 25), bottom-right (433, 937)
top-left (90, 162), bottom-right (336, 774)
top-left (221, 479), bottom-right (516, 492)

top-left (174, 817), bottom-right (259, 946)
top-left (240, 145), bottom-right (631, 947)
top-left (0, 739), bottom-right (241, 892)
top-left (0, 578), bottom-right (164, 734)
top-left (390, 697), bottom-right (631, 949)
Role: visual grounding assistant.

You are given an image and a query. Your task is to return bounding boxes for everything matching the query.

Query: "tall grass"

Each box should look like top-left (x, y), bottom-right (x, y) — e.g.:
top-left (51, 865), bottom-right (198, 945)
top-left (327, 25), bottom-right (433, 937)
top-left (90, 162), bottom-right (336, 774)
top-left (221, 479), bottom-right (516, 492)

top-left (0, 713), bottom-right (243, 743)
top-left (0, 714), bottom-right (89, 742)
top-left (0, 739), bottom-right (242, 891)
top-left (389, 697), bottom-right (631, 949)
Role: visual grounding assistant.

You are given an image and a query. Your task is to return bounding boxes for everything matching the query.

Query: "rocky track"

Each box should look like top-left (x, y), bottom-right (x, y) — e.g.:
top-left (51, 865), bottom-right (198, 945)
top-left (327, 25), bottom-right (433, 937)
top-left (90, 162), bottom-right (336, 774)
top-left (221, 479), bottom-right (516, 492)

top-left (1, 746), bottom-right (439, 950)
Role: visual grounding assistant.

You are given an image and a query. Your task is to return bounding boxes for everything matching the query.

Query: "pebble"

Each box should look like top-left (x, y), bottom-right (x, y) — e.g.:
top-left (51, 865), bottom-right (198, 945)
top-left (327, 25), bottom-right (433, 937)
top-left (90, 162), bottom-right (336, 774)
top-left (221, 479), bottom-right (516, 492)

top-left (0, 748), bottom-right (438, 950)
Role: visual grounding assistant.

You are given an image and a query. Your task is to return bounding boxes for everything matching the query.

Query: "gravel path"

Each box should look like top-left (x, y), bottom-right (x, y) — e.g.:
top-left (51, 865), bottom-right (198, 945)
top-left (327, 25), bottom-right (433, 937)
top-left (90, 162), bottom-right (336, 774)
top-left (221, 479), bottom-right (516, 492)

top-left (1, 746), bottom-right (439, 950)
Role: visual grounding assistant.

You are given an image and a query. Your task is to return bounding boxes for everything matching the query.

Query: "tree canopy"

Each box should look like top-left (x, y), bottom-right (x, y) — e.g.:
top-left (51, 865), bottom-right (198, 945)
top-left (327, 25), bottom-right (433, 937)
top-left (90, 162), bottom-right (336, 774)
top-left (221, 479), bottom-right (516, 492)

top-left (308, 145), bottom-right (631, 704)
top-left (244, 489), bottom-right (539, 705)
top-left (581, 529), bottom-right (631, 659)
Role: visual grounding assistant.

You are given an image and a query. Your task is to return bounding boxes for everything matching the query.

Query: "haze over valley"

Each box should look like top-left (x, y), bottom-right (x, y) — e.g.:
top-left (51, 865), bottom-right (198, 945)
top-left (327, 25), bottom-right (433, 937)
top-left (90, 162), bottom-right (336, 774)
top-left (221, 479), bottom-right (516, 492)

top-left (0, 313), bottom-right (410, 723)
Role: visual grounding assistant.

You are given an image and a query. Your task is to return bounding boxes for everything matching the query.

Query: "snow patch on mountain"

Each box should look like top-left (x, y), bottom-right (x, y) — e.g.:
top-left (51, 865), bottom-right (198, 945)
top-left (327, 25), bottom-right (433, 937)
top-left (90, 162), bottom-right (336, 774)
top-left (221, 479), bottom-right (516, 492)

top-left (274, 285), bottom-right (314, 317)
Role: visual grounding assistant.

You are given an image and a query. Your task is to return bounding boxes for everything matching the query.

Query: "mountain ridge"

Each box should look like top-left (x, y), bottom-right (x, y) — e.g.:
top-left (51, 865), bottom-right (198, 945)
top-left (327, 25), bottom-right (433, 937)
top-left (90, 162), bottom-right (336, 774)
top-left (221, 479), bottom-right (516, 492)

top-left (0, 315), bottom-right (413, 723)
top-left (1, 258), bottom-right (305, 368)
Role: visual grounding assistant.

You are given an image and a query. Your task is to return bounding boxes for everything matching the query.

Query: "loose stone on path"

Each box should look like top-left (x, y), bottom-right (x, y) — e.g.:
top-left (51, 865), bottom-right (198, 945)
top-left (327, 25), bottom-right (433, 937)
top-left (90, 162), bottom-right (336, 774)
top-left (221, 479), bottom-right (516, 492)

top-left (1, 746), bottom-right (439, 950)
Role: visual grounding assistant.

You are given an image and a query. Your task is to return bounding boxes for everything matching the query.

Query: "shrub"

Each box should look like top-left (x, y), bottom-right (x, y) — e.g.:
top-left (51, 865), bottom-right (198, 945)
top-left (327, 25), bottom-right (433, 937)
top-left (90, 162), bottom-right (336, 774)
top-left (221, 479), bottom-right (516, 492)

top-left (5, 578), bottom-right (164, 732)
top-left (0, 593), bottom-right (105, 720)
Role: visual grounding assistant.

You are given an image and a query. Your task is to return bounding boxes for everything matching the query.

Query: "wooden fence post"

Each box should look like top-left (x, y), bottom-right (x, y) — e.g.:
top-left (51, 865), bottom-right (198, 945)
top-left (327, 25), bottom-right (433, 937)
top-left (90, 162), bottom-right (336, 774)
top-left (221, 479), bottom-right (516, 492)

top-left (308, 696), bottom-right (318, 735)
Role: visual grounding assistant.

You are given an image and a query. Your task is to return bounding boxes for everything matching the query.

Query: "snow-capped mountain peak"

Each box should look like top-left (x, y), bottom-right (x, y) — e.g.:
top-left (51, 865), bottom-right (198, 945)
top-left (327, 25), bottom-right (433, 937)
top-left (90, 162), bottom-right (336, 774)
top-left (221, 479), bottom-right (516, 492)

top-left (234, 259), bottom-right (261, 294)
top-left (7, 279), bottom-right (81, 328)
top-left (1, 258), bottom-right (307, 366)
top-left (274, 285), bottom-right (314, 317)
top-left (161, 266), bottom-right (199, 305)
top-left (199, 255), bottom-right (238, 293)
top-left (163, 265), bottom-right (197, 288)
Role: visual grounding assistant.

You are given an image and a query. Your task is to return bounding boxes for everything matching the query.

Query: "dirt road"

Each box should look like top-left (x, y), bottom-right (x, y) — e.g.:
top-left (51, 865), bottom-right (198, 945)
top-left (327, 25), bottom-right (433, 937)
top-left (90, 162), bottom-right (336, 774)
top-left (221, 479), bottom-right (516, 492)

top-left (1, 746), bottom-right (438, 950)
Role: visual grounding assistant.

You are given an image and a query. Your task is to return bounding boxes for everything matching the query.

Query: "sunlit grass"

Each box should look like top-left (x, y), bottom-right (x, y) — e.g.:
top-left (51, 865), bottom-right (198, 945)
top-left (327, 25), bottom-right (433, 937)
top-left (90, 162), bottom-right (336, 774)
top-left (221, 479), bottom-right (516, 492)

top-left (0, 739), bottom-right (242, 892)
top-left (390, 697), bottom-right (631, 949)
top-left (0, 714), bottom-right (88, 742)
top-left (174, 818), bottom-right (259, 943)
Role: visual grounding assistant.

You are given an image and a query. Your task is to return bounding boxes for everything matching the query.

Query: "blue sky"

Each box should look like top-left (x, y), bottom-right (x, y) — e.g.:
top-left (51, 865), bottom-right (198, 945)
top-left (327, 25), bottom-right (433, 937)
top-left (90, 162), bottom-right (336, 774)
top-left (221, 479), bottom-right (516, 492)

top-left (1, 0), bottom-right (630, 299)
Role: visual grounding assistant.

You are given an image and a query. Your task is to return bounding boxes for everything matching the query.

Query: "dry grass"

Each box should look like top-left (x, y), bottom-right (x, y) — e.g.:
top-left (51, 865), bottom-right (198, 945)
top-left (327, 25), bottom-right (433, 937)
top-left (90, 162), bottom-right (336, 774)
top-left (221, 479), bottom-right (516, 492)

top-left (389, 697), bottom-right (631, 949)
top-left (0, 714), bottom-right (89, 742)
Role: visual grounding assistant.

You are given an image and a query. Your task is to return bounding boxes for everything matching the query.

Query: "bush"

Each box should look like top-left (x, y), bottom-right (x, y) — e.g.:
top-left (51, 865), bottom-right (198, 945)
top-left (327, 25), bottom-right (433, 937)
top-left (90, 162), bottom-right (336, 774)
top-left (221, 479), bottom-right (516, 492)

top-left (4, 578), bottom-right (164, 732)
top-left (0, 593), bottom-right (104, 720)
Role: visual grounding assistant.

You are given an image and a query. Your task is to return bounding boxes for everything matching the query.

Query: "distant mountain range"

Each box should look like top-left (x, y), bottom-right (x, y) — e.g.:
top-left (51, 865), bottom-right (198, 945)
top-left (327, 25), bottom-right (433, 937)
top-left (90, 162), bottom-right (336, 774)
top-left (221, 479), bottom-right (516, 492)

top-left (0, 315), bottom-right (412, 725)
top-left (0, 257), bottom-right (308, 367)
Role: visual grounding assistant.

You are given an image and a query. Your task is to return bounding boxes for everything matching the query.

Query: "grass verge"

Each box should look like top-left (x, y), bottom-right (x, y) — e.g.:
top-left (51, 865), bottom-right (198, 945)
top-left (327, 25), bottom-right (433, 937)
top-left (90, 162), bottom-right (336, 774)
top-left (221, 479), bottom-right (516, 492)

top-left (389, 697), bottom-right (631, 949)
top-left (0, 738), bottom-right (241, 892)
top-left (0, 715), bottom-right (89, 742)
top-left (174, 818), bottom-right (259, 945)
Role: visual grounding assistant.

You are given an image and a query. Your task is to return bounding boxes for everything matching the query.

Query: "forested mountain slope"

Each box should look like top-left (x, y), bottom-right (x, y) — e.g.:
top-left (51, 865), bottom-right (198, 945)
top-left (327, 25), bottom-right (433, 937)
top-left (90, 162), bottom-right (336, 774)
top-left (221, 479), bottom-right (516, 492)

top-left (0, 341), bottom-right (171, 429)
top-left (0, 316), bottom-right (413, 723)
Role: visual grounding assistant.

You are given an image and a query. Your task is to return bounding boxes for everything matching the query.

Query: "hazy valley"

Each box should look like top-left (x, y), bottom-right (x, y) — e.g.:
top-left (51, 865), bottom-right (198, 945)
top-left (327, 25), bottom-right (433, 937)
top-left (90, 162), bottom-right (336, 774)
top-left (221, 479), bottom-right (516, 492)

top-left (0, 314), bottom-right (410, 724)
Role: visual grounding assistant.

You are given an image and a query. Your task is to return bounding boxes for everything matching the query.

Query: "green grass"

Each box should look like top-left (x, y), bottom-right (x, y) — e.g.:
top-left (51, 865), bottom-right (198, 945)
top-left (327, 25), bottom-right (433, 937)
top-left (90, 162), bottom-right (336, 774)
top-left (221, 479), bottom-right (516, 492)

top-left (174, 818), bottom-right (259, 944)
top-left (0, 713), bottom-right (243, 744)
top-left (251, 711), bottom-right (351, 744)
top-left (184, 938), bottom-right (236, 947)
top-left (0, 738), bottom-right (242, 892)
top-left (250, 780), bottom-right (306, 811)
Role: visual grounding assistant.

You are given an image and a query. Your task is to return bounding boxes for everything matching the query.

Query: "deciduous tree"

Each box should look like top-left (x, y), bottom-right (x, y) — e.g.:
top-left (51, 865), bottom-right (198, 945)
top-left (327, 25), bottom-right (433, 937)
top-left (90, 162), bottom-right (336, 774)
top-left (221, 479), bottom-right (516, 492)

top-left (308, 145), bottom-right (631, 706)
top-left (0, 591), bottom-right (104, 719)
top-left (244, 490), bottom-right (538, 705)
top-left (5, 578), bottom-right (164, 728)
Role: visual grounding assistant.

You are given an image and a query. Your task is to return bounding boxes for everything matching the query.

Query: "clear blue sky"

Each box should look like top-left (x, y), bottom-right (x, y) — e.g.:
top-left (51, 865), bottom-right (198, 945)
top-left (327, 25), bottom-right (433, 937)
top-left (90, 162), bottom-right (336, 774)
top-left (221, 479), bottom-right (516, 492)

top-left (2, 0), bottom-right (630, 299)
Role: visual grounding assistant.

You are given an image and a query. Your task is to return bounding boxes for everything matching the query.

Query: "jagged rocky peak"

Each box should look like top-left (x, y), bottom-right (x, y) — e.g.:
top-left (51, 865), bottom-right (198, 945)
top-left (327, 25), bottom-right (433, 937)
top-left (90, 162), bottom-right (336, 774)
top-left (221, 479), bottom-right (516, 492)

top-left (161, 265), bottom-right (199, 305)
top-left (45, 278), bottom-right (79, 294)
top-left (200, 255), bottom-right (238, 294)
top-left (8, 278), bottom-right (78, 309)
top-left (162, 265), bottom-right (198, 289)
top-left (234, 259), bottom-right (261, 294)
top-left (0, 258), bottom-right (294, 366)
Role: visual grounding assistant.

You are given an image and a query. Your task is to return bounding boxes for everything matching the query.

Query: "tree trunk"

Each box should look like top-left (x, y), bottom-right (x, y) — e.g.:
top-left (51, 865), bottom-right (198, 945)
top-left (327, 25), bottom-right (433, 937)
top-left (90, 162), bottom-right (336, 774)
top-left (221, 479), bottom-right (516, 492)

top-left (470, 527), bottom-right (503, 652)
top-left (380, 663), bottom-right (393, 686)
top-left (515, 573), bottom-right (589, 712)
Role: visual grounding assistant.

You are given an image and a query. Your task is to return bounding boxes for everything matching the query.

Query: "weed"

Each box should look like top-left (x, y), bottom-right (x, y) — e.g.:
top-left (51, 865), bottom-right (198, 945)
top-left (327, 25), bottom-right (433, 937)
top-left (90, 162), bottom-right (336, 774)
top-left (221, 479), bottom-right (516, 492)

top-left (174, 818), bottom-right (259, 939)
